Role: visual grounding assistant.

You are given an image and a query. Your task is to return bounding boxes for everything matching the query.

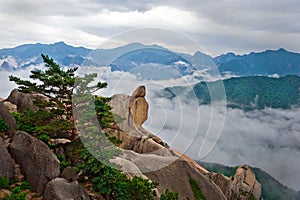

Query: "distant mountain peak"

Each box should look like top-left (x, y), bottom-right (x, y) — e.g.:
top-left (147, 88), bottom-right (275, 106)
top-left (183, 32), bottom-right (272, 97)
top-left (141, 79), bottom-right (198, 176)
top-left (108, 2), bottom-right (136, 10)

top-left (214, 48), bottom-right (300, 76)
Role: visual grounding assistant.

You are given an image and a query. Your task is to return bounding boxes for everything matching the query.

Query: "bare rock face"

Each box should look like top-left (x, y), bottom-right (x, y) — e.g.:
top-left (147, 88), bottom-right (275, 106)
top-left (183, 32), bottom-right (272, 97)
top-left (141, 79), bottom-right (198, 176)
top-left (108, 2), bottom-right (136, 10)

top-left (129, 86), bottom-right (149, 127)
top-left (44, 178), bottom-right (90, 200)
top-left (5, 89), bottom-right (49, 113)
top-left (0, 101), bottom-right (17, 136)
top-left (2, 101), bottom-right (17, 113)
top-left (105, 127), bottom-right (171, 156)
top-left (5, 89), bottom-right (37, 112)
top-left (109, 86), bottom-right (171, 156)
top-left (9, 131), bottom-right (60, 194)
top-left (116, 150), bottom-right (226, 200)
top-left (209, 165), bottom-right (261, 200)
top-left (0, 138), bottom-right (14, 179)
top-left (232, 165), bottom-right (261, 200)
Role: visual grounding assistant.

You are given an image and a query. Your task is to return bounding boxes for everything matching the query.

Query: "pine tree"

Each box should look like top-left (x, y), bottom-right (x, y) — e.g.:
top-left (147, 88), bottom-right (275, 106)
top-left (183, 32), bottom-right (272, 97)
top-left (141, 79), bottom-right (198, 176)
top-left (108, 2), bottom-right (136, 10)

top-left (9, 54), bottom-right (106, 122)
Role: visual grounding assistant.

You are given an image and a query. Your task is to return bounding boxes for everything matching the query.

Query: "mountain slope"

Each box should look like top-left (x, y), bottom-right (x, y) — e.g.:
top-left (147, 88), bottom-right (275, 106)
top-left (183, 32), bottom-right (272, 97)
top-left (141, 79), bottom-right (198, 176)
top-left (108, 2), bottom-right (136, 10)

top-left (214, 48), bottom-right (300, 76)
top-left (163, 75), bottom-right (300, 110)
top-left (110, 48), bottom-right (196, 80)
top-left (0, 42), bottom-right (91, 70)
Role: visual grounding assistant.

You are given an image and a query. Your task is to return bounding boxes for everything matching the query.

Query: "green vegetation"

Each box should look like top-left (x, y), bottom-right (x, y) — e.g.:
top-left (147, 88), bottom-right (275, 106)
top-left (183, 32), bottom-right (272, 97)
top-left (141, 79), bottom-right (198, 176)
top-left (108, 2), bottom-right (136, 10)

top-left (0, 176), bottom-right (10, 189)
top-left (20, 181), bottom-right (32, 190)
top-left (76, 147), bottom-right (158, 200)
top-left (165, 75), bottom-right (300, 110)
top-left (57, 154), bottom-right (71, 171)
top-left (95, 96), bottom-right (115, 128)
top-left (189, 179), bottom-right (206, 200)
top-left (3, 186), bottom-right (27, 200)
top-left (0, 118), bottom-right (9, 132)
top-left (0, 177), bottom-right (32, 200)
top-left (160, 189), bottom-right (179, 200)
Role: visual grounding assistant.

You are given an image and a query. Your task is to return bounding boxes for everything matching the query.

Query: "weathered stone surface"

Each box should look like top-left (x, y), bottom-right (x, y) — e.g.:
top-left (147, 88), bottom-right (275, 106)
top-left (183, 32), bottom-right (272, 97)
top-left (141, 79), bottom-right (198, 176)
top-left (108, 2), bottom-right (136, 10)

top-left (209, 165), bottom-right (261, 200)
top-left (109, 86), bottom-right (171, 156)
top-left (119, 150), bottom-right (226, 200)
top-left (6, 89), bottom-right (37, 112)
top-left (129, 86), bottom-right (148, 127)
top-left (61, 166), bottom-right (78, 182)
top-left (3, 101), bottom-right (17, 113)
top-left (44, 178), bottom-right (90, 200)
top-left (0, 101), bottom-right (17, 136)
top-left (131, 85), bottom-right (146, 98)
top-left (6, 89), bottom-right (49, 113)
top-left (105, 127), bottom-right (171, 156)
top-left (0, 138), bottom-right (14, 179)
top-left (9, 131), bottom-right (60, 194)
top-left (232, 165), bottom-right (261, 200)
top-left (130, 97), bottom-right (148, 126)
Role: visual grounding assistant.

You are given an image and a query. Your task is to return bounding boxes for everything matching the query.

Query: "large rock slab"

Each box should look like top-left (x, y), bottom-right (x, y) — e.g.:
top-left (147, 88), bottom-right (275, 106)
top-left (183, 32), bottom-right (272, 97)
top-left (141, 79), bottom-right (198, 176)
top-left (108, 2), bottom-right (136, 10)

top-left (0, 101), bottom-right (17, 136)
top-left (9, 131), bottom-right (60, 194)
top-left (44, 178), bottom-right (90, 200)
top-left (0, 138), bottom-right (14, 179)
top-left (118, 150), bottom-right (226, 200)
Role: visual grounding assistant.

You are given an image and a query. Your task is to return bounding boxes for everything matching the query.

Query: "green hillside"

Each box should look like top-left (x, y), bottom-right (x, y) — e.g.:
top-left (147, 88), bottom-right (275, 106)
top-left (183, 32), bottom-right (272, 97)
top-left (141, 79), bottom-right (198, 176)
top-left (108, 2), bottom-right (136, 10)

top-left (164, 75), bottom-right (300, 110)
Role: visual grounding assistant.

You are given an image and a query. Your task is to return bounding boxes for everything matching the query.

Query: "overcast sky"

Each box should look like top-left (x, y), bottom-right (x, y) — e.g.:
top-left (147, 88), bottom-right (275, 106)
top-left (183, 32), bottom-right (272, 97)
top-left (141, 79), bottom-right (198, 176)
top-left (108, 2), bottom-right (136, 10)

top-left (0, 0), bottom-right (299, 56)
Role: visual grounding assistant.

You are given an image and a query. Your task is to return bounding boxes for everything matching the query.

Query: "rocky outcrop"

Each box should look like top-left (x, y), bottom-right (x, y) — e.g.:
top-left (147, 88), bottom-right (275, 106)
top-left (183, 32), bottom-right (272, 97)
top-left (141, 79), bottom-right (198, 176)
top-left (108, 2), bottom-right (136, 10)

top-left (9, 131), bottom-right (60, 194)
top-left (0, 138), bottom-right (14, 179)
top-left (105, 127), bottom-right (171, 156)
top-left (0, 101), bottom-right (17, 136)
top-left (109, 86), bottom-right (262, 200)
top-left (5, 89), bottom-right (49, 113)
top-left (108, 86), bottom-right (172, 156)
top-left (44, 178), bottom-right (90, 200)
top-left (129, 86), bottom-right (149, 127)
top-left (113, 150), bottom-right (226, 200)
top-left (209, 165), bottom-right (261, 200)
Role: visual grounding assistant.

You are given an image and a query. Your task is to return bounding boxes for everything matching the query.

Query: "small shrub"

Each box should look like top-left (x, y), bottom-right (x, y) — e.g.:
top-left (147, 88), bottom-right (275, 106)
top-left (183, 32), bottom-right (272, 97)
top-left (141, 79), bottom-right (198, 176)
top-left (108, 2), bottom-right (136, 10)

top-left (57, 155), bottom-right (71, 171)
top-left (160, 189), bottom-right (179, 200)
top-left (189, 179), bottom-right (206, 200)
top-left (38, 134), bottom-right (50, 144)
top-left (0, 118), bottom-right (9, 132)
top-left (20, 181), bottom-right (32, 190)
top-left (0, 176), bottom-right (9, 189)
top-left (3, 186), bottom-right (27, 200)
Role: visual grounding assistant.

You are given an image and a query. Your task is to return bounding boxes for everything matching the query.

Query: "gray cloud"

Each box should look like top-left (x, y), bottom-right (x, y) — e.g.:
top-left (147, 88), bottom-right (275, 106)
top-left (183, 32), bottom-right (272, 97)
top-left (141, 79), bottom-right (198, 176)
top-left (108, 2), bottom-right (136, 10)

top-left (0, 0), bottom-right (299, 56)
